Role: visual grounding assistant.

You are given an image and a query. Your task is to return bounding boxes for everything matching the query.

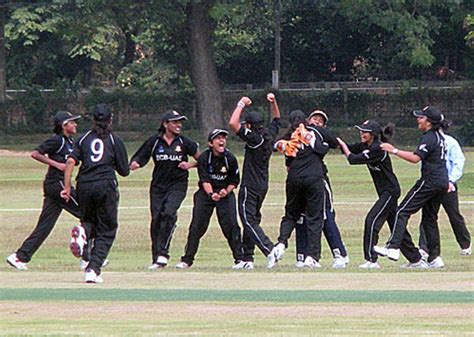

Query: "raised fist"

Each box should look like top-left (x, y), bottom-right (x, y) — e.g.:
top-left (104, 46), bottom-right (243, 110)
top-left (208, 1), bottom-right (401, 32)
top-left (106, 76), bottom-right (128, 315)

top-left (267, 93), bottom-right (275, 103)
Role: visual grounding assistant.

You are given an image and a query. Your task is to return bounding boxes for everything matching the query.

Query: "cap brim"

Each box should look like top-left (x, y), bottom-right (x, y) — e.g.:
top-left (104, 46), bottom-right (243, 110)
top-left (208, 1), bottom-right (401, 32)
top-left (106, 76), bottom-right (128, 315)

top-left (308, 111), bottom-right (328, 122)
top-left (167, 116), bottom-right (188, 122)
top-left (209, 130), bottom-right (229, 141)
top-left (355, 125), bottom-right (373, 133)
top-left (63, 115), bottom-right (81, 124)
top-left (413, 110), bottom-right (425, 118)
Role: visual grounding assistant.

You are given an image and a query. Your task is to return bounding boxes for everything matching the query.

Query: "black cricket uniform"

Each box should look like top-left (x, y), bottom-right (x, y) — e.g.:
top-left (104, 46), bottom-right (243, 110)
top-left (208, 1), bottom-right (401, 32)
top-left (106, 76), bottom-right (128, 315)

top-left (277, 125), bottom-right (328, 261)
top-left (295, 127), bottom-right (348, 261)
top-left (71, 130), bottom-right (129, 275)
top-left (16, 134), bottom-right (81, 263)
top-left (388, 129), bottom-right (448, 262)
top-left (180, 148), bottom-right (243, 266)
top-left (131, 134), bottom-right (198, 263)
top-left (237, 118), bottom-right (280, 260)
top-left (346, 140), bottom-right (402, 262)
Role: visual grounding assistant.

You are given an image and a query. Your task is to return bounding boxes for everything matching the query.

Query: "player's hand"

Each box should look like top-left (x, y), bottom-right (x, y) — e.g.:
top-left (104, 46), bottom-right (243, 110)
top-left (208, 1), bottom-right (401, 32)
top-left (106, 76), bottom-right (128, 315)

top-left (380, 143), bottom-right (394, 153)
top-left (238, 97), bottom-right (252, 108)
top-left (129, 161), bottom-right (140, 171)
top-left (337, 137), bottom-right (349, 153)
top-left (267, 93), bottom-right (275, 103)
top-left (60, 189), bottom-right (70, 202)
top-left (275, 140), bottom-right (288, 154)
top-left (178, 161), bottom-right (192, 170)
top-left (292, 124), bottom-right (314, 145)
top-left (285, 138), bottom-right (300, 157)
top-left (448, 182), bottom-right (456, 193)
top-left (218, 189), bottom-right (228, 198)
top-left (211, 192), bottom-right (221, 202)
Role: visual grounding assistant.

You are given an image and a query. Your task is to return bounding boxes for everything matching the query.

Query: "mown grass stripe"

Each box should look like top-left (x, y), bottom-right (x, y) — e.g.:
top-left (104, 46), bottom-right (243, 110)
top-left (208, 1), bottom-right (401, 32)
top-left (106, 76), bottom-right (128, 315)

top-left (0, 289), bottom-right (472, 303)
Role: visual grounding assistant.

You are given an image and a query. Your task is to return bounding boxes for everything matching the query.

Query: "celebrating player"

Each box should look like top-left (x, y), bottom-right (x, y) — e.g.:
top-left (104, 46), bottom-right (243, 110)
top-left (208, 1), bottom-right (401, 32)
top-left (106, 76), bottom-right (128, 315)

top-left (6, 111), bottom-right (82, 271)
top-left (228, 93), bottom-right (280, 269)
top-left (130, 110), bottom-right (199, 270)
top-left (294, 109), bottom-right (349, 269)
top-left (418, 119), bottom-right (471, 257)
top-left (176, 129), bottom-right (243, 269)
top-left (374, 106), bottom-right (448, 268)
top-left (61, 104), bottom-right (130, 283)
top-left (269, 110), bottom-right (328, 269)
top-left (338, 120), bottom-right (405, 269)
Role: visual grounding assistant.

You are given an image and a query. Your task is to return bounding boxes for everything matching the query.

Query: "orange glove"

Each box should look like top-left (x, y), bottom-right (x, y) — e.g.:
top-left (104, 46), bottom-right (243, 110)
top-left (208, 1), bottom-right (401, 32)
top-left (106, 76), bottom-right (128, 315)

top-left (292, 124), bottom-right (315, 146)
top-left (275, 139), bottom-right (299, 157)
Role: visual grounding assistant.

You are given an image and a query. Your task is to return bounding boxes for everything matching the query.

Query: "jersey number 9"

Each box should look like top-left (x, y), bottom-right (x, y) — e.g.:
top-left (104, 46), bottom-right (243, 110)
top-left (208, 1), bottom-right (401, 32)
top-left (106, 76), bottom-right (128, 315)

top-left (90, 139), bottom-right (104, 162)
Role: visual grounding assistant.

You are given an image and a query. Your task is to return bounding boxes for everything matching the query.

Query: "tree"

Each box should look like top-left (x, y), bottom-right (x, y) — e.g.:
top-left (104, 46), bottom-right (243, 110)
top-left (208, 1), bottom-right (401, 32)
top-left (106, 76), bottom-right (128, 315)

top-left (0, 1), bottom-right (5, 103)
top-left (186, 0), bottom-right (223, 135)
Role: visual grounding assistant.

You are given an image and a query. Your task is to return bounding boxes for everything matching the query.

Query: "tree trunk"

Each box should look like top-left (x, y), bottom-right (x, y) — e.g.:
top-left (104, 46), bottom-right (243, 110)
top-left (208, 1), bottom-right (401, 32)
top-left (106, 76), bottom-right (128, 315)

top-left (0, 2), bottom-right (6, 104)
top-left (186, 0), bottom-right (223, 138)
top-left (273, 0), bottom-right (281, 89)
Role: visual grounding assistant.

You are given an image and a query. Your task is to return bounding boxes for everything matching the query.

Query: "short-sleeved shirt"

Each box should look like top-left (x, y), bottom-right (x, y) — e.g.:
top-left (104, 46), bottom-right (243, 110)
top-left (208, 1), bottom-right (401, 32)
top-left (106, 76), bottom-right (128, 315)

top-left (237, 118), bottom-right (280, 191)
top-left (130, 134), bottom-right (198, 190)
top-left (71, 130), bottom-right (130, 183)
top-left (35, 134), bottom-right (75, 182)
top-left (347, 140), bottom-right (400, 197)
top-left (197, 148), bottom-right (240, 191)
top-left (414, 129), bottom-right (448, 187)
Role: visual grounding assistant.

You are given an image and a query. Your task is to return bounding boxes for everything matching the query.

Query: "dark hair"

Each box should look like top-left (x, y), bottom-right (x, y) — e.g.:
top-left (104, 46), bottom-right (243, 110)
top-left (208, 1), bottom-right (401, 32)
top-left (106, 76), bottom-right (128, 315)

top-left (380, 123), bottom-right (395, 143)
top-left (53, 124), bottom-right (63, 135)
top-left (157, 122), bottom-right (166, 136)
top-left (440, 119), bottom-right (452, 132)
top-left (92, 119), bottom-right (112, 138)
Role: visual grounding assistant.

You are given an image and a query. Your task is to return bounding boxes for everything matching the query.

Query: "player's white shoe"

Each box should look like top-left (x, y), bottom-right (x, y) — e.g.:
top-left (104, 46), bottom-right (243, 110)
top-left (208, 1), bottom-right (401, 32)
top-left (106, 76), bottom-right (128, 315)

top-left (84, 269), bottom-right (103, 284)
top-left (374, 245), bottom-right (400, 261)
top-left (460, 245), bottom-right (471, 256)
top-left (175, 261), bottom-right (190, 269)
top-left (400, 259), bottom-right (428, 269)
top-left (148, 263), bottom-right (163, 270)
top-left (358, 261), bottom-right (380, 269)
top-left (232, 261), bottom-right (254, 270)
top-left (303, 256), bottom-right (321, 269)
top-left (332, 252), bottom-right (348, 269)
top-left (69, 225), bottom-right (87, 258)
top-left (418, 248), bottom-right (429, 261)
top-left (295, 260), bottom-right (305, 268)
top-left (6, 253), bottom-right (28, 271)
top-left (428, 256), bottom-right (445, 269)
top-left (267, 243), bottom-right (285, 269)
top-left (80, 259), bottom-right (108, 270)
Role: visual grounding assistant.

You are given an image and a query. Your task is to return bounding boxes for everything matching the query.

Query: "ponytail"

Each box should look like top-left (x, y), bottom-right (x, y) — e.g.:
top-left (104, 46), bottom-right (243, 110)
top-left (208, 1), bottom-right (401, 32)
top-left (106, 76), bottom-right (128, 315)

top-left (380, 122), bottom-right (395, 143)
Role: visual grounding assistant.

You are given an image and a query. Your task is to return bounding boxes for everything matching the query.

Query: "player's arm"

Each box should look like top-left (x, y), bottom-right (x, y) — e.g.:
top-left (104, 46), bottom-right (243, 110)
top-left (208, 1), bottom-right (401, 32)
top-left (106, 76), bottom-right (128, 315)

top-left (61, 157), bottom-right (77, 201)
top-left (114, 137), bottom-right (130, 177)
top-left (229, 96), bottom-right (252, 133)
top-left (219, 155), bottom-right (240, 198)
top-left (129, 136), bottom-right (154, 170)
top-left (267, 93), bottom-right (281, 120)
top-left (31, 150), bottom-right (66, 171)
top-left (380, 142), bottom-right (421, 164)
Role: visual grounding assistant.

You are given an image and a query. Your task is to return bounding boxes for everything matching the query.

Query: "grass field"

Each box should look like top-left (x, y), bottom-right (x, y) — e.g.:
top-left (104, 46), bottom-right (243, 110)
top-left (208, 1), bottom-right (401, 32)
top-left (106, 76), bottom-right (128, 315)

top-left (0, 147), bottom-right (473, 336)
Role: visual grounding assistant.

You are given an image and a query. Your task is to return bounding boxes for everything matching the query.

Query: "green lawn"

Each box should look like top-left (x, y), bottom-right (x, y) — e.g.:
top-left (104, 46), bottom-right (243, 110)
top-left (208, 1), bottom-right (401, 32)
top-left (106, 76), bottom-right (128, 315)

top-left (0, 148), bottom-right (472, 336)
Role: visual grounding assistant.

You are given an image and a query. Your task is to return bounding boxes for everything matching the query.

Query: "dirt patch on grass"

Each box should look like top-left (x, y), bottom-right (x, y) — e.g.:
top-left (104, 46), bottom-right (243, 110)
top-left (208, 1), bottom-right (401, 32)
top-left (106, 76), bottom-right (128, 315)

top-left (1, 302), bottom-right (471, 320)
top-left (0, 149), bottom-right (30, 157)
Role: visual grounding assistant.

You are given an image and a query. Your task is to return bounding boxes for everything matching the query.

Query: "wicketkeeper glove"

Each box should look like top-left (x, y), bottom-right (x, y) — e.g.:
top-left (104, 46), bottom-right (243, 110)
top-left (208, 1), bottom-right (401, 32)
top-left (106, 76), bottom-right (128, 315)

top-left (274, 139), bottom-right (299, 157)
top-left (292, 123), bottom-right (315, 146)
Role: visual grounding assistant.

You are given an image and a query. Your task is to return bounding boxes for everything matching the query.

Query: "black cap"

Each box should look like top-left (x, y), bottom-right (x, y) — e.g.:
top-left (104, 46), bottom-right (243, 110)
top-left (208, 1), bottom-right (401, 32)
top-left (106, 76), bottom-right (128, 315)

top-left (93, 104), bottom-right (113, 122)
top-left (307, 110), bottom-right (329, 124)
top-left (355, 120), bottom-right (381, 135)
top-left (241, 111), bottom-right (264, 125)
top-left (413, 106), bottom-right (444, 123)
top-left (162, 110), bottom-right (188, 122)
top-left (208, 128), bottom-right (229, 141)
top-left (54, 111), bottom-right (80, 126)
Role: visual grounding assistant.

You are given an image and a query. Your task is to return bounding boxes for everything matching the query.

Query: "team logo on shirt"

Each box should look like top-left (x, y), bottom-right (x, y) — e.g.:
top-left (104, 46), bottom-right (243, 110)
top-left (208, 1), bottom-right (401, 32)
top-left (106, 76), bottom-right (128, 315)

top-left (220, 166), bottom-right (227, 173)
top-left (175, 145), bottom-right (182, 152)
top-left (158, 145), bottom-right (164, 153)
top-left (418, 144), bottom-right (428, 152)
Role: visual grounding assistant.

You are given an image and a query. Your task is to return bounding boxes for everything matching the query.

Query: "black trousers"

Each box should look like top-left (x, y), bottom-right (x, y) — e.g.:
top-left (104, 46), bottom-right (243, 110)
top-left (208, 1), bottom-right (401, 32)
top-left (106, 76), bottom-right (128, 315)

top-left (419, 184), bottom-right (471, 252)
top-left (388, 179), bottom-right (446, 263)
top-left (77, 179), bottom-right (120, 275)
top-left (239, 186), bottom-right (274, 260)
top-left (181, 189), bottom-right (243, 266)
top-left (278, 175), bottom-right (324, 261)
top-left (295, 178), bottom-right (347, 261)
top-left (150, 185), bottom-right (187, 262)
top-left (362, 192), bottom-right (398, 262)
top-left (16, 180), bottom-right (81, 263)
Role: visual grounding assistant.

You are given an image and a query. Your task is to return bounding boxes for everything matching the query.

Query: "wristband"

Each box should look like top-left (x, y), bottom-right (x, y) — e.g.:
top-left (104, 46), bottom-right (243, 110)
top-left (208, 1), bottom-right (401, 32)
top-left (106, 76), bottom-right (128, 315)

top-left (208, 192), bottom-right (214, 199)
top-left (392, 148), bottom-right (399, 155)
top-left (237, 101), bottom-right (245, 108)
